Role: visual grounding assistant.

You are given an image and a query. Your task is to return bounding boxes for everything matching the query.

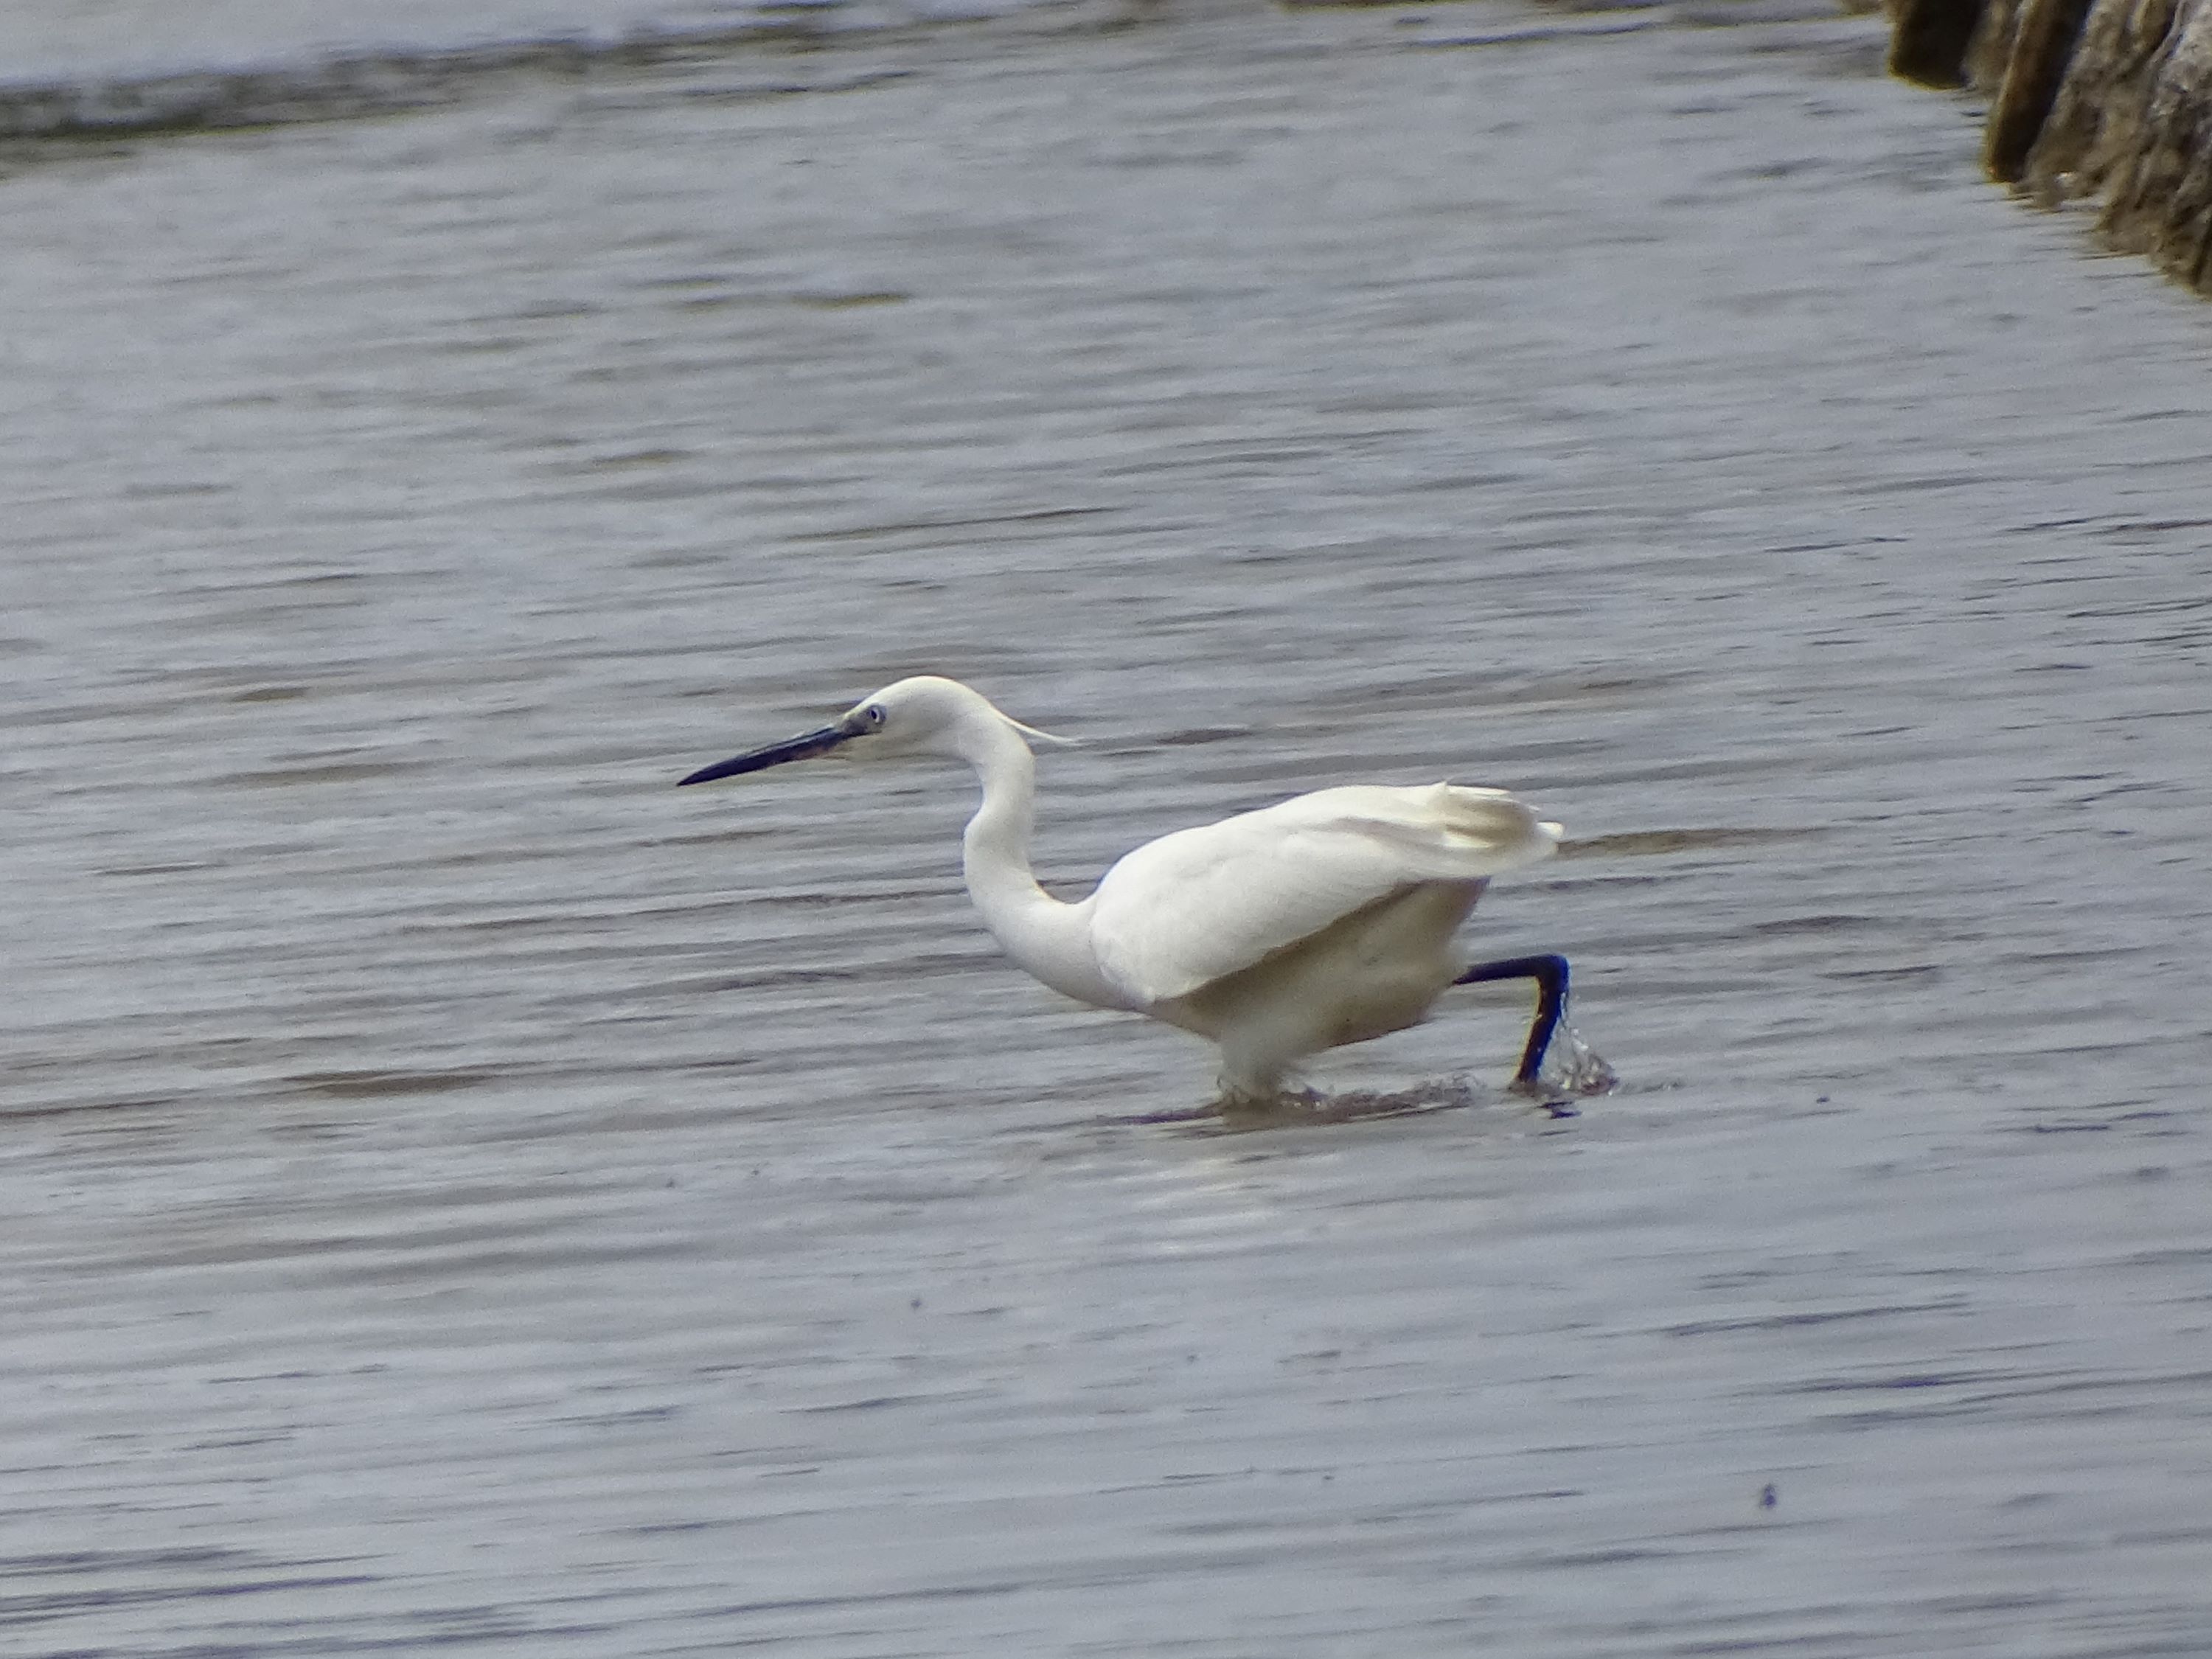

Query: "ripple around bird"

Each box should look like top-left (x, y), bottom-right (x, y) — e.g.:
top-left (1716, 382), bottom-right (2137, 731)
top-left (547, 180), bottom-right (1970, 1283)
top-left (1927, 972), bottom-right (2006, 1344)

top-left (3, 1), bottom-right (2211, 1655)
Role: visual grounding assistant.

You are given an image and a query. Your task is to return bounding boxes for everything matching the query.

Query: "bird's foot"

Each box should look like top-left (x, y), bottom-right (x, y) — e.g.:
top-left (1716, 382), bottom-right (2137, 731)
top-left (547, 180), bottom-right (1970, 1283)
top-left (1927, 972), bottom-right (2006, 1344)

top-left (1508, 1004), bottom-right (1618, 1101)
top-left (1504, 1075), bottom-right (1581, 1118)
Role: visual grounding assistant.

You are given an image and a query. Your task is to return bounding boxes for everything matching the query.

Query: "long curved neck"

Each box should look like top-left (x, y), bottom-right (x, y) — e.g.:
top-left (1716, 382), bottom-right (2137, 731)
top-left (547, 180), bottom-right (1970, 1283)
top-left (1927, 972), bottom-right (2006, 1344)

top-left (953, 715), bottom-right (1125, 1010)
top-left (958, 715), bottom-right (1046, 920)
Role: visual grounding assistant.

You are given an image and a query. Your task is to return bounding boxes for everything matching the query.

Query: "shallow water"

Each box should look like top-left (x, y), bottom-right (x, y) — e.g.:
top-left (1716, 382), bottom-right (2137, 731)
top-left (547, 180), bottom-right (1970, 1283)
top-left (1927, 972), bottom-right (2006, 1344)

top-left (0, 0), bottom-right (871, 82)
top-left (4, 2), bottom-right (2212, 1654)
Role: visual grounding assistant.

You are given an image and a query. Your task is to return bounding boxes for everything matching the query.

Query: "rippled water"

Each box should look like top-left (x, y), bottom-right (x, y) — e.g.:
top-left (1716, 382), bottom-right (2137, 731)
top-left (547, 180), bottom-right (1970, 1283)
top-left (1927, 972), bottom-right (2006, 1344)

top-left (5, 2), bottom-right (2211, 1654)
top-left (0, 0), bottom-right (877, 82)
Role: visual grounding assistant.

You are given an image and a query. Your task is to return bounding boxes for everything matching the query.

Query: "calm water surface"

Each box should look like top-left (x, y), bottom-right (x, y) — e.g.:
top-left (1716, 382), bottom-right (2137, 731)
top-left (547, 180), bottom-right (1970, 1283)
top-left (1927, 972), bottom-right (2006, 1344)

top-left (4, 2), bottom-right (2211, 1654)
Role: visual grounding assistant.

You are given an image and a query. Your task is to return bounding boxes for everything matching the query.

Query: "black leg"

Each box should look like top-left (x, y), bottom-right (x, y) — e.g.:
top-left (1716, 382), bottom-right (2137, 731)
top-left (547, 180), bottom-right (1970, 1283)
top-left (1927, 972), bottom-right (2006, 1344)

top-left (1453, 953), bottom-right (1569, 1084)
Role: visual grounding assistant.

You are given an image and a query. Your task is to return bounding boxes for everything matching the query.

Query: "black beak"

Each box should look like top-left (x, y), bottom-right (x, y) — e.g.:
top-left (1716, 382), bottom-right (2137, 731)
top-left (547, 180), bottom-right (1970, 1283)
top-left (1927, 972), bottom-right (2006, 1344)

top-left (678, 718), bottom-right (860, 785)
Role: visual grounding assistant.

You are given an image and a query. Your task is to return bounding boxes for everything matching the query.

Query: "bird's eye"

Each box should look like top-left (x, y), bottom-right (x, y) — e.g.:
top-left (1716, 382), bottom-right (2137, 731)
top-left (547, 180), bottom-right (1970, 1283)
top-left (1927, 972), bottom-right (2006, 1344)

top-left (863, 704), bottom-right (887, 729)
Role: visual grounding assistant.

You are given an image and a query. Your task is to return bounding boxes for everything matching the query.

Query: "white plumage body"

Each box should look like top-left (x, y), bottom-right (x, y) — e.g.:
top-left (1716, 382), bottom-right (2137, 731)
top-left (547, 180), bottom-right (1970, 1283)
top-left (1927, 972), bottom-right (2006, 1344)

top-left (1077, 784), bottom-right (1557, 1093)
top-left (681, 676), bottom-right (1562, 1100)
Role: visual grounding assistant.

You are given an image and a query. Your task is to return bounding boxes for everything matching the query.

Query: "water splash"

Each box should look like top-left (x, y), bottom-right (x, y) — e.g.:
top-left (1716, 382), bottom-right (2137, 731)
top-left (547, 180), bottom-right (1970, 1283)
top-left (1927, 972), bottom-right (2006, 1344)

top-left (1207, 1076), bottom-right (1489, 1128)
top-left (1496, 1021), bottom-right (1618, 1117)
top-left (1538, 1020), bottom-right (1620, 1098)
top-left (1113, 1022), bottom-right (1622, 1129)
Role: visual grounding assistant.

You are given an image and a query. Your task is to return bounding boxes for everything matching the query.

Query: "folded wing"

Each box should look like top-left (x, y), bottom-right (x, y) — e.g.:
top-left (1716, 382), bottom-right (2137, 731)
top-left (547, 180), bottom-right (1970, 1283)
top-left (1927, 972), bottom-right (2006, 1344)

top-left (1087, 783), bottom-right (1560, 1006)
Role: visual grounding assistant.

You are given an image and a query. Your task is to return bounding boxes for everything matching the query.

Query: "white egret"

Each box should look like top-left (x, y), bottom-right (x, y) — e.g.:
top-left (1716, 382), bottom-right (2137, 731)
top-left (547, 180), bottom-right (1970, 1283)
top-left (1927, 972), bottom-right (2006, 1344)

top-left (679, 675), bottom-right (1579, 1103)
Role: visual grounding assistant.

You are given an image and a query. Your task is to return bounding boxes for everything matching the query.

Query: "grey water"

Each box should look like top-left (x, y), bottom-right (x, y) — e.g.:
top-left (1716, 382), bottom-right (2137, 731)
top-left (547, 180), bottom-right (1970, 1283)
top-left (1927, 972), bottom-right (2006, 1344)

top-left (0, 0), bottom-right (888, 83)
top-left (4, 0), bottom-right (2211, 1653)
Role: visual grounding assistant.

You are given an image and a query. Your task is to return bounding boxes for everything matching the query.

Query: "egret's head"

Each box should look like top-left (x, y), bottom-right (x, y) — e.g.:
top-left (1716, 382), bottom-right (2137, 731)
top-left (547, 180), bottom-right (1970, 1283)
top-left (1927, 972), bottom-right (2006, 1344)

top-left (678, 675), bottom-right (1065, 786)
